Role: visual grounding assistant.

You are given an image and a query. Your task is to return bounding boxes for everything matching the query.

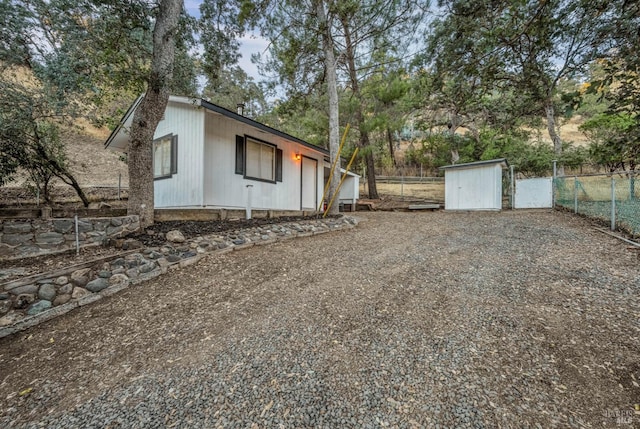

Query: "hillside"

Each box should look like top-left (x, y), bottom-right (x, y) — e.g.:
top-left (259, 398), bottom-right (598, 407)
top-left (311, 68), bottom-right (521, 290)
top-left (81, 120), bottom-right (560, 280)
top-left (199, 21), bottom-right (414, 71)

top-left (62, 122), bottom-right (129, 187)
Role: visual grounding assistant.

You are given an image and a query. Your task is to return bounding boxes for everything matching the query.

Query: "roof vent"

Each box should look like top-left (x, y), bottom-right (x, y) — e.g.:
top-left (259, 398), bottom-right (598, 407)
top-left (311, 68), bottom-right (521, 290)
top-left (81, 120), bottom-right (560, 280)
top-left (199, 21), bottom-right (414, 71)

top-left (237, 103), bottom-right (245, 116)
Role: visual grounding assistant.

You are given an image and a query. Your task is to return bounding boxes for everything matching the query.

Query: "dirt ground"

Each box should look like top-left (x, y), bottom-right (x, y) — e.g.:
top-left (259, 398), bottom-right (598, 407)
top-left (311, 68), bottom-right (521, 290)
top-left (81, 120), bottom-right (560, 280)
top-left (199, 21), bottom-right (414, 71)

top-left (0, 210), bottom-right (639, 428)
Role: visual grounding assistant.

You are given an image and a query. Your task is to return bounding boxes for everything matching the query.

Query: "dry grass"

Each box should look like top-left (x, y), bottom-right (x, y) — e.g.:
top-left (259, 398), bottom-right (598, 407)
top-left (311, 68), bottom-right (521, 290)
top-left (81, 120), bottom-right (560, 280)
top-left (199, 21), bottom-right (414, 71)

top-left (362, 182), bottom-right (445, 201)
top-left (557, 175), bottom-right (639, 201)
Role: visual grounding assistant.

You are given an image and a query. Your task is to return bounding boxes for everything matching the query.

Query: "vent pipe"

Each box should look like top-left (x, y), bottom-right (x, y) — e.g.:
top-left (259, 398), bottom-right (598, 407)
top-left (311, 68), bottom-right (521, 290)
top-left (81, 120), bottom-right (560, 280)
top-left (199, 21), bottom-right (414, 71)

top-left (237, 103), bottom-right (245, 116)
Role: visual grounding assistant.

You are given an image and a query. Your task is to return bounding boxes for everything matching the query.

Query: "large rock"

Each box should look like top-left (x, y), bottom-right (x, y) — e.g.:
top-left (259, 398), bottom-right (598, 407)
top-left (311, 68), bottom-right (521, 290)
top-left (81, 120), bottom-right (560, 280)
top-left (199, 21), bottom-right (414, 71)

top-left (35, 232), bottom-right (64, 245)
top-left (54, 276), bottom-right (68, 286)
top-left (138, 262), bottom-right (157, 274)
top-left (3, 222), bottom-right (32, 234)
top-left (0, 299), bottom-right (11, 315)
top-left (109, 274), bottom-right (129, 285)
top-left (166, 230), bottom-right (186, 243)
top-left (122, 239), bottom-right (143, 250)
top-left (59, 283), bottom-right (73, 294)
top-left (3, 233), bottom-right (34, 246)
top-left (15, 294), bottom-right (35, 309)
top-left (26, 300), bottom-right (52, 315)
top-left (9, 284), bottom-right (38, 296)
top-left (71, 287), bottom-right (90, 299)
top-left (38, 283), bottom-right (57, 301)
top-left (85, 278), bottom-right (109, 293)
top-left (52, 219), bottom-right (74, 234)
top-left (53, 294), bottom-right (71, 306)
top-left (70, 268), bottom-right (92, 287)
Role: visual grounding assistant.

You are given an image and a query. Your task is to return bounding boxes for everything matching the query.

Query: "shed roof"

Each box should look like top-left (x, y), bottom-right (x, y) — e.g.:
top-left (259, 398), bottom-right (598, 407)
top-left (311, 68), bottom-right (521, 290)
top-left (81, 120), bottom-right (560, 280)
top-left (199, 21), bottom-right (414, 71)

top-left (104, 96), bottom-right (330, 157)
top-left (439, 158), bottom-right (508, 171)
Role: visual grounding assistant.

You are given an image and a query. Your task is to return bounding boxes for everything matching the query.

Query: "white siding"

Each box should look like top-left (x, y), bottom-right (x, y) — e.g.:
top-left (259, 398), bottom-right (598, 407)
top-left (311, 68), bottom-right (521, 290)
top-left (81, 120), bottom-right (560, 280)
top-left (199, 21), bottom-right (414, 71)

top-left (154, 102), bottom-right (205, 208)
top-left (203, 111), bottom-right (325, 211)
top-left (445, 164), bottom-right (503, 210)
top-left (339, 175), bottom-right (360, 205)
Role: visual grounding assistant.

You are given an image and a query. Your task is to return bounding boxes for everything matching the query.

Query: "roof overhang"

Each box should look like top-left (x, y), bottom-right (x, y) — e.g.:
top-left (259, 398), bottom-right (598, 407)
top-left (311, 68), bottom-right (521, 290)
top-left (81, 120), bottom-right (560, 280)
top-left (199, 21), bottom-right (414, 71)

top-left (104, 95), bottom-right (329, 157)
top-left (439, 158), bottom-right (509, 171)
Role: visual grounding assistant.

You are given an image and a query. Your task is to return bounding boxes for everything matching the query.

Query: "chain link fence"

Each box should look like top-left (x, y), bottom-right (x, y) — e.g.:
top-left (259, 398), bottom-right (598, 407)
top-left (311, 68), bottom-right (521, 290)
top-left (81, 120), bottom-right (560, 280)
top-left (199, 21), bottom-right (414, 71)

top-left (555, 173), bottom-right (640, 237)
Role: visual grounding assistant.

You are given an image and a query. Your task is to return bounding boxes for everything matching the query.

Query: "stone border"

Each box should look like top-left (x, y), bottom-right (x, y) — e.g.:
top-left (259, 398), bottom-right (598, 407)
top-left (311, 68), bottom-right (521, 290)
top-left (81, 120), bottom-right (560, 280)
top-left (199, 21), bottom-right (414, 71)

top-left (0, 216), bottom-right (359, 339)
top-left (0, 216), bottom-right (140, 260)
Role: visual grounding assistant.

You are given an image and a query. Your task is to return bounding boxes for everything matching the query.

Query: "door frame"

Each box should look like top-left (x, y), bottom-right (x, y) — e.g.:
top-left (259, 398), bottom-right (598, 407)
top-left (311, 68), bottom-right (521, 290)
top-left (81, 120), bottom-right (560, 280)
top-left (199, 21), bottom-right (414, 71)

top-left (300, 155), bottom-right (318, 210)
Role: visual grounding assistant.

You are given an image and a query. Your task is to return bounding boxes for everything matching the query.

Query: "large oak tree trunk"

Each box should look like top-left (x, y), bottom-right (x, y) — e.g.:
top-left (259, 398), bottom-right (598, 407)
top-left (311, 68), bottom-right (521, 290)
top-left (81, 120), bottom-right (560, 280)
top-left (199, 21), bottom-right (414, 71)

top-left (127, 0), bottom-right (181, 227)
top-left (316, 1), bottom-right (341, 215)
top-left (545, 100), bottom-right (564, 176)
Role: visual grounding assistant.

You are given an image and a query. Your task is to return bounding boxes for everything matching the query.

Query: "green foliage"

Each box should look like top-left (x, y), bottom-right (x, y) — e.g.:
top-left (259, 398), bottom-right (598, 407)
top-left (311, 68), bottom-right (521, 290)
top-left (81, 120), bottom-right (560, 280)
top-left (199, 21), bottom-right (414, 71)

top-left (203, 65), bottom-right (268, 118)
top-left (580, 113), bottom-right (638, 171)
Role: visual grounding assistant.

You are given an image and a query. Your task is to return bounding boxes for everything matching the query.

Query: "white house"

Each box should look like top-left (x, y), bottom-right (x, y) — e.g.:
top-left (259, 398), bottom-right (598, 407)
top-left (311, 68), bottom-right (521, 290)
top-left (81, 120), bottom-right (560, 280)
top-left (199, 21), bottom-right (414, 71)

top-left (105, 96), bottom-right (358, 214)
top-left (440, 159), bottom-right (508, 211)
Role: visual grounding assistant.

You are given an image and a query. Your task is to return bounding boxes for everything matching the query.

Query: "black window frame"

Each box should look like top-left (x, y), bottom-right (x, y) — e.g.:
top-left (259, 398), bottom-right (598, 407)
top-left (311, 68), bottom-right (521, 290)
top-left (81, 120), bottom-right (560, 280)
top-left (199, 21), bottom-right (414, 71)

top-left (235, 134), bottom-right (283, 184)
top-left (152, 133), bottom-right (178, 180)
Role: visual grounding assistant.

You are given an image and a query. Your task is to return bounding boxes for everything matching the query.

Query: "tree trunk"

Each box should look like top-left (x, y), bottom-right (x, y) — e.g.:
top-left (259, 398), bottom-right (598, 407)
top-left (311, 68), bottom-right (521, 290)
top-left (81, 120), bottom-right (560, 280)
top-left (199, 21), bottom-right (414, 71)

top-left (386, 128), bottom-right (397, 168)
top-left (56, 170), bottom-right (90, 207)
top-left (449, 113), bottom-right (460, 164)
top-left (316, 0), bottom-right (341, 215)
top-left (340, 15), bottom-right (379, 199)
top-left (127, 0), bottom-right (181, 227)
top-left (545, 100), bottom-right (564, 176)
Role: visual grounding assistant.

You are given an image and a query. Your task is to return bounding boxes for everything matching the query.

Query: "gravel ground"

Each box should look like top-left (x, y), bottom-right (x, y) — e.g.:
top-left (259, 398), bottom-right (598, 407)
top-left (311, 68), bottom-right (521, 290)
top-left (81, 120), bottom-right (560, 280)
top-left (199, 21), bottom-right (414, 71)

top-left (0, 210), bottom-right (639, 428)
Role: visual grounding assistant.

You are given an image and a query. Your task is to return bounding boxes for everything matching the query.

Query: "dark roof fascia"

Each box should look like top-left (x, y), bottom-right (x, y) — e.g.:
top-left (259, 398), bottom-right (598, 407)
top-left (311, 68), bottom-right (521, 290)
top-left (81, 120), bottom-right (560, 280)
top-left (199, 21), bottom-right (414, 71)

top-left (103, 95), bottom-right (144, 149)
top-left (439, 158), bottom-right (509, 170)
top-left (200, 99), bottom-right (329, 156)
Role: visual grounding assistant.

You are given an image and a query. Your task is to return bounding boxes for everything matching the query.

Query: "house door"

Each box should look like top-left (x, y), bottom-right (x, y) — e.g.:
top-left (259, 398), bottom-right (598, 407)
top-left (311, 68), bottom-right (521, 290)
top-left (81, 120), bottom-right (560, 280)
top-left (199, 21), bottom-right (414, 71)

top-left (301, 156), bottom-right (317, 210)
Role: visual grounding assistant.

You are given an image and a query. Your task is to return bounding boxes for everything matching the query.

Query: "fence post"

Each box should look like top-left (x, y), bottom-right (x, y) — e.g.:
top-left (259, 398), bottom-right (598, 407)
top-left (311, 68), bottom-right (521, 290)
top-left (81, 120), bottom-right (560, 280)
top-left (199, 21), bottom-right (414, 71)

top-left (611, 176), bottom-right (616, 231)
top-left (118, 173), bottom-right (121, 200)
top-left (574, 176), bottom-right (578, 214)
top-left (510, 165), bottom-right (515, 209)
top-left (401, 172), bottom-right (404, 197)
top-left (552, 160), bottom-right (557, 208)
top-left (74, 214), bottom-right (80, 255)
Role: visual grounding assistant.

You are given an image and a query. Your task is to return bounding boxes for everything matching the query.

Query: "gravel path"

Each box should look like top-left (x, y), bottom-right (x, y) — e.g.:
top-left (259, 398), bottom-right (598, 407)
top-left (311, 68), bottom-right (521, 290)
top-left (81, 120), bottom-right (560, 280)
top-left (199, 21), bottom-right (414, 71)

top-left (1, 210), bottom-right (639, 428)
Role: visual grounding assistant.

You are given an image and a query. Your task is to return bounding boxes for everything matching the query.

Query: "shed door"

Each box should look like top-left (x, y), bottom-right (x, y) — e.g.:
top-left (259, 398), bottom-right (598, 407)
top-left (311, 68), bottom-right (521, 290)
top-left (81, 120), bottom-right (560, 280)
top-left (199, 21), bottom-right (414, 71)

top-left (301, 156), bottom-right (317, 210)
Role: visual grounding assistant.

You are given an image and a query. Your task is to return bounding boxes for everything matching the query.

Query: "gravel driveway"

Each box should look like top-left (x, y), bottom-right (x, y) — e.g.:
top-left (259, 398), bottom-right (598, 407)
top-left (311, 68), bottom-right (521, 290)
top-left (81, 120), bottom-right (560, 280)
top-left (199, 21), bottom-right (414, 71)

top-left (1, 211), bottom-right (639, 428)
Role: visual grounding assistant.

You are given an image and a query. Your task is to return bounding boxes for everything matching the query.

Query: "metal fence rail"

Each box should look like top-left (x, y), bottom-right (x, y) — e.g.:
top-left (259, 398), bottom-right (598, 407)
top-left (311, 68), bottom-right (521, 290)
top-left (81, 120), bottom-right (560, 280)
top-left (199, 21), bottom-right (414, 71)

top-left (555, 173), bottom-right (640, 236)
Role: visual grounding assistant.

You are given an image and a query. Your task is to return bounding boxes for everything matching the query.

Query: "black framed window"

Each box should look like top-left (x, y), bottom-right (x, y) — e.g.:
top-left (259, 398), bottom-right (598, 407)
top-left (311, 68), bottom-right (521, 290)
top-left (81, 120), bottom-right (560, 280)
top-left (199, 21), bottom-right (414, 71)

top-left (236, 135), bottom-right (283, 183)
top-left (153, 134), bottom-right (178, 179)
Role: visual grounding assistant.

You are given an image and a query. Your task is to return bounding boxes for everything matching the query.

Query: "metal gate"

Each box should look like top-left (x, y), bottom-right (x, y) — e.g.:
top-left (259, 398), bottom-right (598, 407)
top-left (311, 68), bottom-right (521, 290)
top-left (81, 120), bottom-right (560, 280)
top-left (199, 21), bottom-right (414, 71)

top-left (514, 177), bottom-right (553, 209)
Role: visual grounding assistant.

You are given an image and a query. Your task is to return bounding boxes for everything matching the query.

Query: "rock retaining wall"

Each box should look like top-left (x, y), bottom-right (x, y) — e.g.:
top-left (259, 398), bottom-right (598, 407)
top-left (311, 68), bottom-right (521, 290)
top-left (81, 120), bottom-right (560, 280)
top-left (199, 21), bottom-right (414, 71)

top-left (0, 216), bottom-right (359, 338)
top-left (0, 216), bottom-right (140, 260)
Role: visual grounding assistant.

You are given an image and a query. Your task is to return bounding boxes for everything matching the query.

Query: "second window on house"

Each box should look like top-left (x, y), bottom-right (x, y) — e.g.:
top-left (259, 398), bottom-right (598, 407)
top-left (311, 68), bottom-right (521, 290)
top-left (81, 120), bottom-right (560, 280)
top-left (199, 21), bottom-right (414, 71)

top-left (245, 137), bottom-right (276, 182)
top-left (153, 134), bottom-right (177, 179)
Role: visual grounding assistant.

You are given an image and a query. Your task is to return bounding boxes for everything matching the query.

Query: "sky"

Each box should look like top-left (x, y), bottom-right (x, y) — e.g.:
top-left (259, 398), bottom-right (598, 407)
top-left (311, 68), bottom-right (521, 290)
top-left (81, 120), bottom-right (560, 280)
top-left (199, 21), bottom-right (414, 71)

top-left (184, 0), bottom-right (270, 82)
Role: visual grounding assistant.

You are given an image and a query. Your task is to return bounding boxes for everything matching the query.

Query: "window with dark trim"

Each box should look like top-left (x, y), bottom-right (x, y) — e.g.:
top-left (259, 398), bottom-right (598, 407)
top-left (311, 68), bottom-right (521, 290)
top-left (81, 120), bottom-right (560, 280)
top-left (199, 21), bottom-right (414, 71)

top-left (153, 134), bottom-right (177, 179)
top-left (235, 135), bottom-right (283, 183)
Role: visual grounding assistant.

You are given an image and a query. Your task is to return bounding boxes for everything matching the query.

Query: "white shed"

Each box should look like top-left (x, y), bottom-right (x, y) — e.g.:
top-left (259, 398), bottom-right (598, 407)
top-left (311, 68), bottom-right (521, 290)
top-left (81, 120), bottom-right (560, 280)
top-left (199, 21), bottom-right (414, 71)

top-left (105, 96), bottom-right (356, 214)
top-left (440, 159), bottom-right (508, 211)
top-left (336, 168), bottom-right (360, 211)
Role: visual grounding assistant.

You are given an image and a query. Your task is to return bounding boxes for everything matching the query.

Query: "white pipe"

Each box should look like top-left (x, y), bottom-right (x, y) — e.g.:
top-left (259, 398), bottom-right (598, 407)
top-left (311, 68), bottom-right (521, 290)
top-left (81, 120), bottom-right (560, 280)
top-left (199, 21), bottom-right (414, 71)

top-left (245, 185), bottom-right (253, 220)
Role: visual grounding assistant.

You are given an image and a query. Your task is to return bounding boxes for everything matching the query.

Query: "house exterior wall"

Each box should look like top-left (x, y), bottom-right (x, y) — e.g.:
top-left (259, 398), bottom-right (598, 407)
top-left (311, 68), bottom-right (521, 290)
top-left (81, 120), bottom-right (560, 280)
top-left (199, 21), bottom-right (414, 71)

top-left (202, 111), bottom-right (325, 211)
top-left (153, 102), bottom-right (205, 208)
top-left (445, 164), bottom-right (503, 210)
